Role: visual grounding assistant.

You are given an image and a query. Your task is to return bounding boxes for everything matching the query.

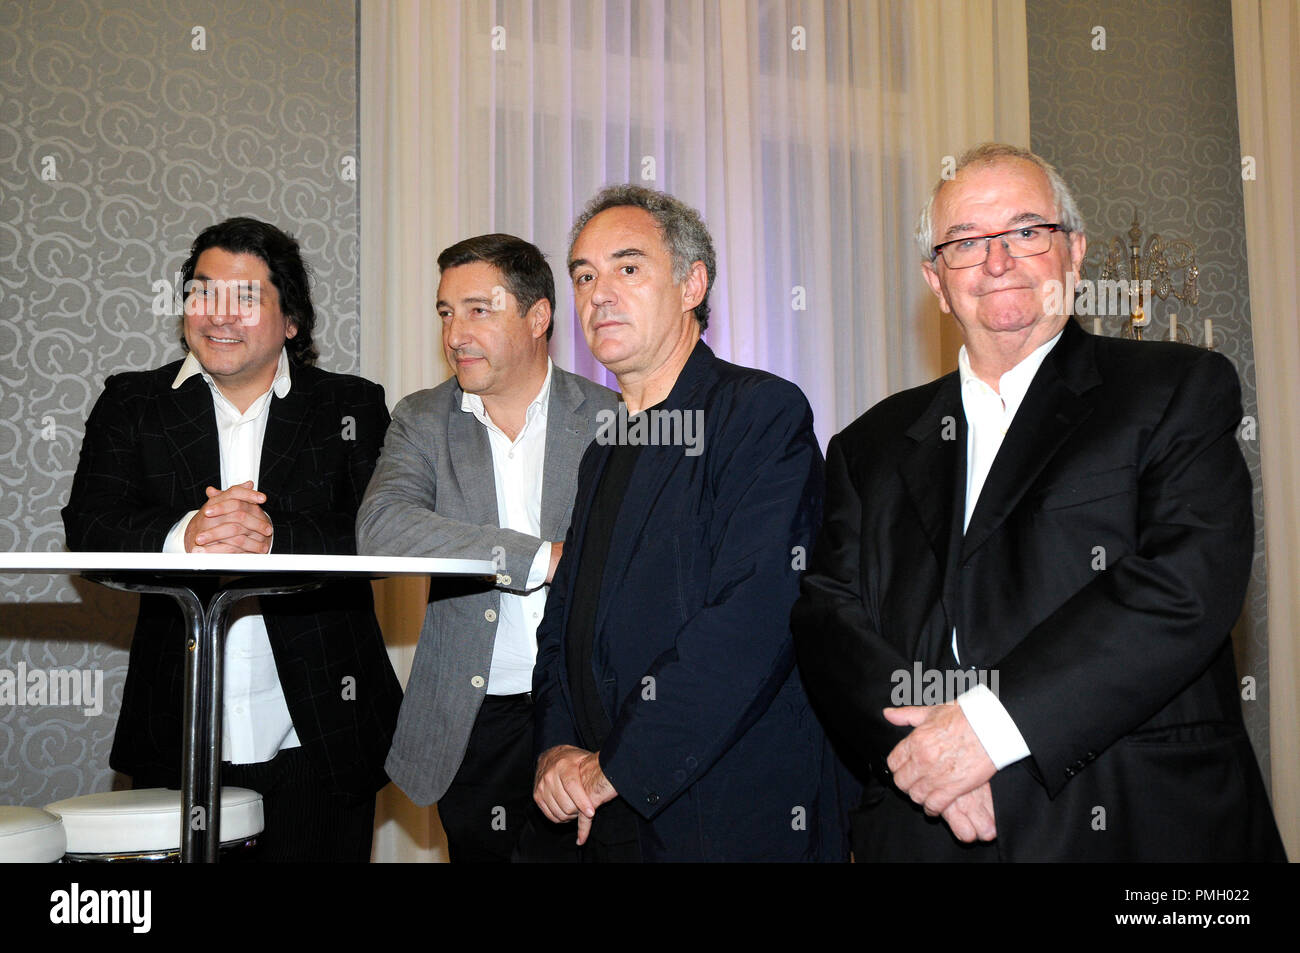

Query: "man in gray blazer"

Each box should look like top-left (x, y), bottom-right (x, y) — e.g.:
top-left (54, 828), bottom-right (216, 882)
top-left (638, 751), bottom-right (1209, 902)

top-left (357, 233), bottom-right (617, 861)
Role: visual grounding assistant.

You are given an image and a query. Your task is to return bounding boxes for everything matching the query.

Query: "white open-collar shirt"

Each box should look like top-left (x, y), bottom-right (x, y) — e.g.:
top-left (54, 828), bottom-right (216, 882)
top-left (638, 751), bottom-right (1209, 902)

top-left (460, 359), bottom-right (554, 695)
top-left (953, 329), bottom-right (1063, 769)
top-left (164, 348), bottom-right (299, 764)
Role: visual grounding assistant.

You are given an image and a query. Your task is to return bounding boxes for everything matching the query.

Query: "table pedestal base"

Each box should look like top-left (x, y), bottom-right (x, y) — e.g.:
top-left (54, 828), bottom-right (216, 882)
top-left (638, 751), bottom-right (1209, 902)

top-left (87, 574), bottom-right (323, 863)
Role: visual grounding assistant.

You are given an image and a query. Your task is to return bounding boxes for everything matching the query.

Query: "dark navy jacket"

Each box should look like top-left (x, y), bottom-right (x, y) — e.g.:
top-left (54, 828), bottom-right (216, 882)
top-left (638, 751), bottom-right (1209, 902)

top-left (533, 341), bottom-right (850, 861)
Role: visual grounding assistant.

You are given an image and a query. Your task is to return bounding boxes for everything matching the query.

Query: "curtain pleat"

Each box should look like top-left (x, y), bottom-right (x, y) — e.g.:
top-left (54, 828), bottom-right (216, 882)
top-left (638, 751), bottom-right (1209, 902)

top-left (1232, 0), bottom-right (1300, 861)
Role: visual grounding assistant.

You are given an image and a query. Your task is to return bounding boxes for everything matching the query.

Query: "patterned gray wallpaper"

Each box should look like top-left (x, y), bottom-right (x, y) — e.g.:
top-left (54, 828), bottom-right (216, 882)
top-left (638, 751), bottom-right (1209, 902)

top-left (0, 0), bottom-right (359, 806)
top-left (1027, 0), bottom-right (1272, 782)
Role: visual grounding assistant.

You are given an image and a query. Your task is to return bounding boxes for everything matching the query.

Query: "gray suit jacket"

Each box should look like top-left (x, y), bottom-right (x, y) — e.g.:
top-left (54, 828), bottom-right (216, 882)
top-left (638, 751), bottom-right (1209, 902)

top-left (357, 364), bottom-right (618, 805)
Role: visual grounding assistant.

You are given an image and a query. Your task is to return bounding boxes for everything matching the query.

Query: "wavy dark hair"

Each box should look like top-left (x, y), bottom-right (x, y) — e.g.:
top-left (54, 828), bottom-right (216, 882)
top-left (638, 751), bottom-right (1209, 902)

top-left (437, 233), bottom-right (556, 340)
top-left (178, 217), bottom-right (319, 365)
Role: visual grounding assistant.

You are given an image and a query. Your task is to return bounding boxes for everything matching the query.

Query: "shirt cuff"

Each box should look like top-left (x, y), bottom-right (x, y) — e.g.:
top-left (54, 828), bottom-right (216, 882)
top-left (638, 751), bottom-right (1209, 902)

top-left (523, 542), bottom-right (551, 590)
top-left (163, 511), bottom-right (199, 553)
top-left (957, 683), bottom-right (1030, 770)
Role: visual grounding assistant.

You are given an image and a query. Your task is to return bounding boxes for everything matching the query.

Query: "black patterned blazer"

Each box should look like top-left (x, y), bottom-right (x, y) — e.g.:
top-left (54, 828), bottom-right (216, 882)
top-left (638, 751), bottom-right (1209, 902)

top-left (62, 359), bottom-right (402, 797)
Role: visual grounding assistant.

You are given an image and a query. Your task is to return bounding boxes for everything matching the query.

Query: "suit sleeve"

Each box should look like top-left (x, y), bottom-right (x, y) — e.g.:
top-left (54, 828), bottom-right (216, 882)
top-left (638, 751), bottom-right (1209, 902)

top-left (355, 392), bottom-right (543, 585)
top-left (61, 376), bottom-right (191, 552)
top-left (268, 379), bottom-right (391, 555)
top-left (790, 434), bottom-right (915, 776)
top-left (596, 380), bottom-right (825, 819)
top-left (994, 351), bottom-right (1254, 796)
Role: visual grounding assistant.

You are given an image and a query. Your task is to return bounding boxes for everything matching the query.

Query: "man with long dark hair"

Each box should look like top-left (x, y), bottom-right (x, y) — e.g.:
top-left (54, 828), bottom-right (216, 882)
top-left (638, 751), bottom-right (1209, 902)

top-left (63, 217), bottom-right (401, 861)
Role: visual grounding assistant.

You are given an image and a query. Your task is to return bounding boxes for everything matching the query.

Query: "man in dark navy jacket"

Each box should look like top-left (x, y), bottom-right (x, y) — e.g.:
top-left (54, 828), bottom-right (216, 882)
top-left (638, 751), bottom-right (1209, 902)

top-left (530, 185), bottom-right (849, 861)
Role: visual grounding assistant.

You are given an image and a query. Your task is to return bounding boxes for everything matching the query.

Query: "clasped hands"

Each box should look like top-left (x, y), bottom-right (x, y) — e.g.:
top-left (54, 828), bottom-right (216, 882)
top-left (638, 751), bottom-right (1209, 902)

top-left (884, 703), bottom-right (998, 843)
top-left (534, 744), bottom-right (618, 846)
top-left (184, 481), bottom-right (274, 554)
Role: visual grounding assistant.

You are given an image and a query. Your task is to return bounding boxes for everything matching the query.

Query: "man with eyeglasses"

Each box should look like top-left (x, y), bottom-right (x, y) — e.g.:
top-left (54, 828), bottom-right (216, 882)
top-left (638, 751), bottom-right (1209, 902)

top-left (792, 143), bottom-right (1285, 861)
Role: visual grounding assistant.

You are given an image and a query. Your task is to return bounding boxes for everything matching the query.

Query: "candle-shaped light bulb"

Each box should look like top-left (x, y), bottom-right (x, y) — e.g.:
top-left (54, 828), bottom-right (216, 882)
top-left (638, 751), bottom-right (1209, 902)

top-left (1205, 318), bottom-right (1214, 348)
top-left (1169, 313), bottom-right (1178, 341)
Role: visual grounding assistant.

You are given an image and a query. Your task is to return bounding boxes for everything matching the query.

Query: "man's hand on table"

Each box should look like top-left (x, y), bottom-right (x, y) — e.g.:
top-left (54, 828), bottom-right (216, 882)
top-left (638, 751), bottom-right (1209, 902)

top-left (185, 481), bottom-right (274, 554)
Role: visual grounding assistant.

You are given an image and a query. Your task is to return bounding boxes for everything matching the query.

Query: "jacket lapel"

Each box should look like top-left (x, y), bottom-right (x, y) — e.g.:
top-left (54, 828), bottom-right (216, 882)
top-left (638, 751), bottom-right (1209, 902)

top-left (900, 375), bottom-right (964, 575)
top-left (258, 364), bottom-right (314, 499)
top-left (158, 372), bottom-right (221, 501)
top-left (591, 342), bottom-right (713, 639)
top-left (445, 379), bottom-right (501, 528)
top-left (959, 320), bottom-right (1102, 563)
top-left (898, 374), bottom-right (965, 660)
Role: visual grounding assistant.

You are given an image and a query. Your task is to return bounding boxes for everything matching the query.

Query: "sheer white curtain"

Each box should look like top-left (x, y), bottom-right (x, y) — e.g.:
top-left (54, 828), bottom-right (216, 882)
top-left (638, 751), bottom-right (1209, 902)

top-left (359, 0), bottom-right (1028, 862)
top-left (1232, 0), bottom-right (1299, 859)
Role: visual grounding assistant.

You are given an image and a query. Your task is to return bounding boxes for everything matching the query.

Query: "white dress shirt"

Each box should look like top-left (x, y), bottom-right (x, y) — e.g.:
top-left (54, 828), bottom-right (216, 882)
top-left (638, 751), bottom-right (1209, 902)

top-left (162, 348), bottom-right (300, 764)
top-left (460, 360), bottom-right (554, 695)
top-left (953, 330), bottom-right (1063, 770)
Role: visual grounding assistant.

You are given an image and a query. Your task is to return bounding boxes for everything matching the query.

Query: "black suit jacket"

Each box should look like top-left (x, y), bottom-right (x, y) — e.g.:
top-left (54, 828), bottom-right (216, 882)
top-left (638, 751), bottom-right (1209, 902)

top-left (533, 342), bottom-right (851, 861)
top-left (792, 320), bottom-right (1285, 861)
top-left (62, 359), bottom-right (402, 798)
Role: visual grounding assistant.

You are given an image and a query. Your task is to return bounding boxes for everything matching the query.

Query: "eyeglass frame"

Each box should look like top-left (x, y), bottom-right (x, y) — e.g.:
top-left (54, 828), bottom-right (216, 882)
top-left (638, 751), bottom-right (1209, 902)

top-left (930, 223), bottom-right (1070, 268)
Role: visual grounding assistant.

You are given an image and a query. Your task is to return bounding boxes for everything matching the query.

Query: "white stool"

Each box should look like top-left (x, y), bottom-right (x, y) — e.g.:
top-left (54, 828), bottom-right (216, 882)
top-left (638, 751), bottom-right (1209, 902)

top-left (45, 788), bottom-right (264, 862)
top-left (0, 807), bottom-right (67, 862)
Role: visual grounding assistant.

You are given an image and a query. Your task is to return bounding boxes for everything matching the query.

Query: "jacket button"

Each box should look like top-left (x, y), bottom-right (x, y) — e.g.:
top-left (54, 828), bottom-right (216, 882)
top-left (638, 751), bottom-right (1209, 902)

top-left (1065, 766), bottom-right (1076, 778)
top-left (484, 609), bottom-right (497, 622)
top-left (497, 574), bottom-right (512, 586)
top-left (646, 793), bottom-right (659, 805)
top-left (471, 675), bottom-right (485, 688)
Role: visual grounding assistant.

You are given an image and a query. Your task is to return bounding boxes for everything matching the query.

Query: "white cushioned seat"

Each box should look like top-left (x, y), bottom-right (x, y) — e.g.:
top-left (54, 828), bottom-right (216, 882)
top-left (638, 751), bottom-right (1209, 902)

top-left (45, 788), bottom-right (264, 856)
top-left (0, 807), bottom-right (67, 862)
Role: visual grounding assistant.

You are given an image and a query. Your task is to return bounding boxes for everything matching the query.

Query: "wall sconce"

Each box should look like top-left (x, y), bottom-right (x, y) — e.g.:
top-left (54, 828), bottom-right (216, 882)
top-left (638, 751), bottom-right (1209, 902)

top-left (1078, 213), bottom-right (1212, 348)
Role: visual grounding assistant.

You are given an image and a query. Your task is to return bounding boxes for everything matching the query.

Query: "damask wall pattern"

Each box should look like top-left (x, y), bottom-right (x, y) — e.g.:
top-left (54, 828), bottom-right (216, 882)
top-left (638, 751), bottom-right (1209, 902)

top-left (1027, 0), bottom-right (1272, 784)
top-left (0, 0), bottom-right (360, 805)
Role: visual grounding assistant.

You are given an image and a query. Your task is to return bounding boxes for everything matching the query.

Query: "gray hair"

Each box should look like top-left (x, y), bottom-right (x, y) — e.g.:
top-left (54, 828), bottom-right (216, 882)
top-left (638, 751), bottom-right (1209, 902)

top-left (916, 143), bottom-right (1085, 261)
top-left (569, 184), bottom-right (717, 331)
